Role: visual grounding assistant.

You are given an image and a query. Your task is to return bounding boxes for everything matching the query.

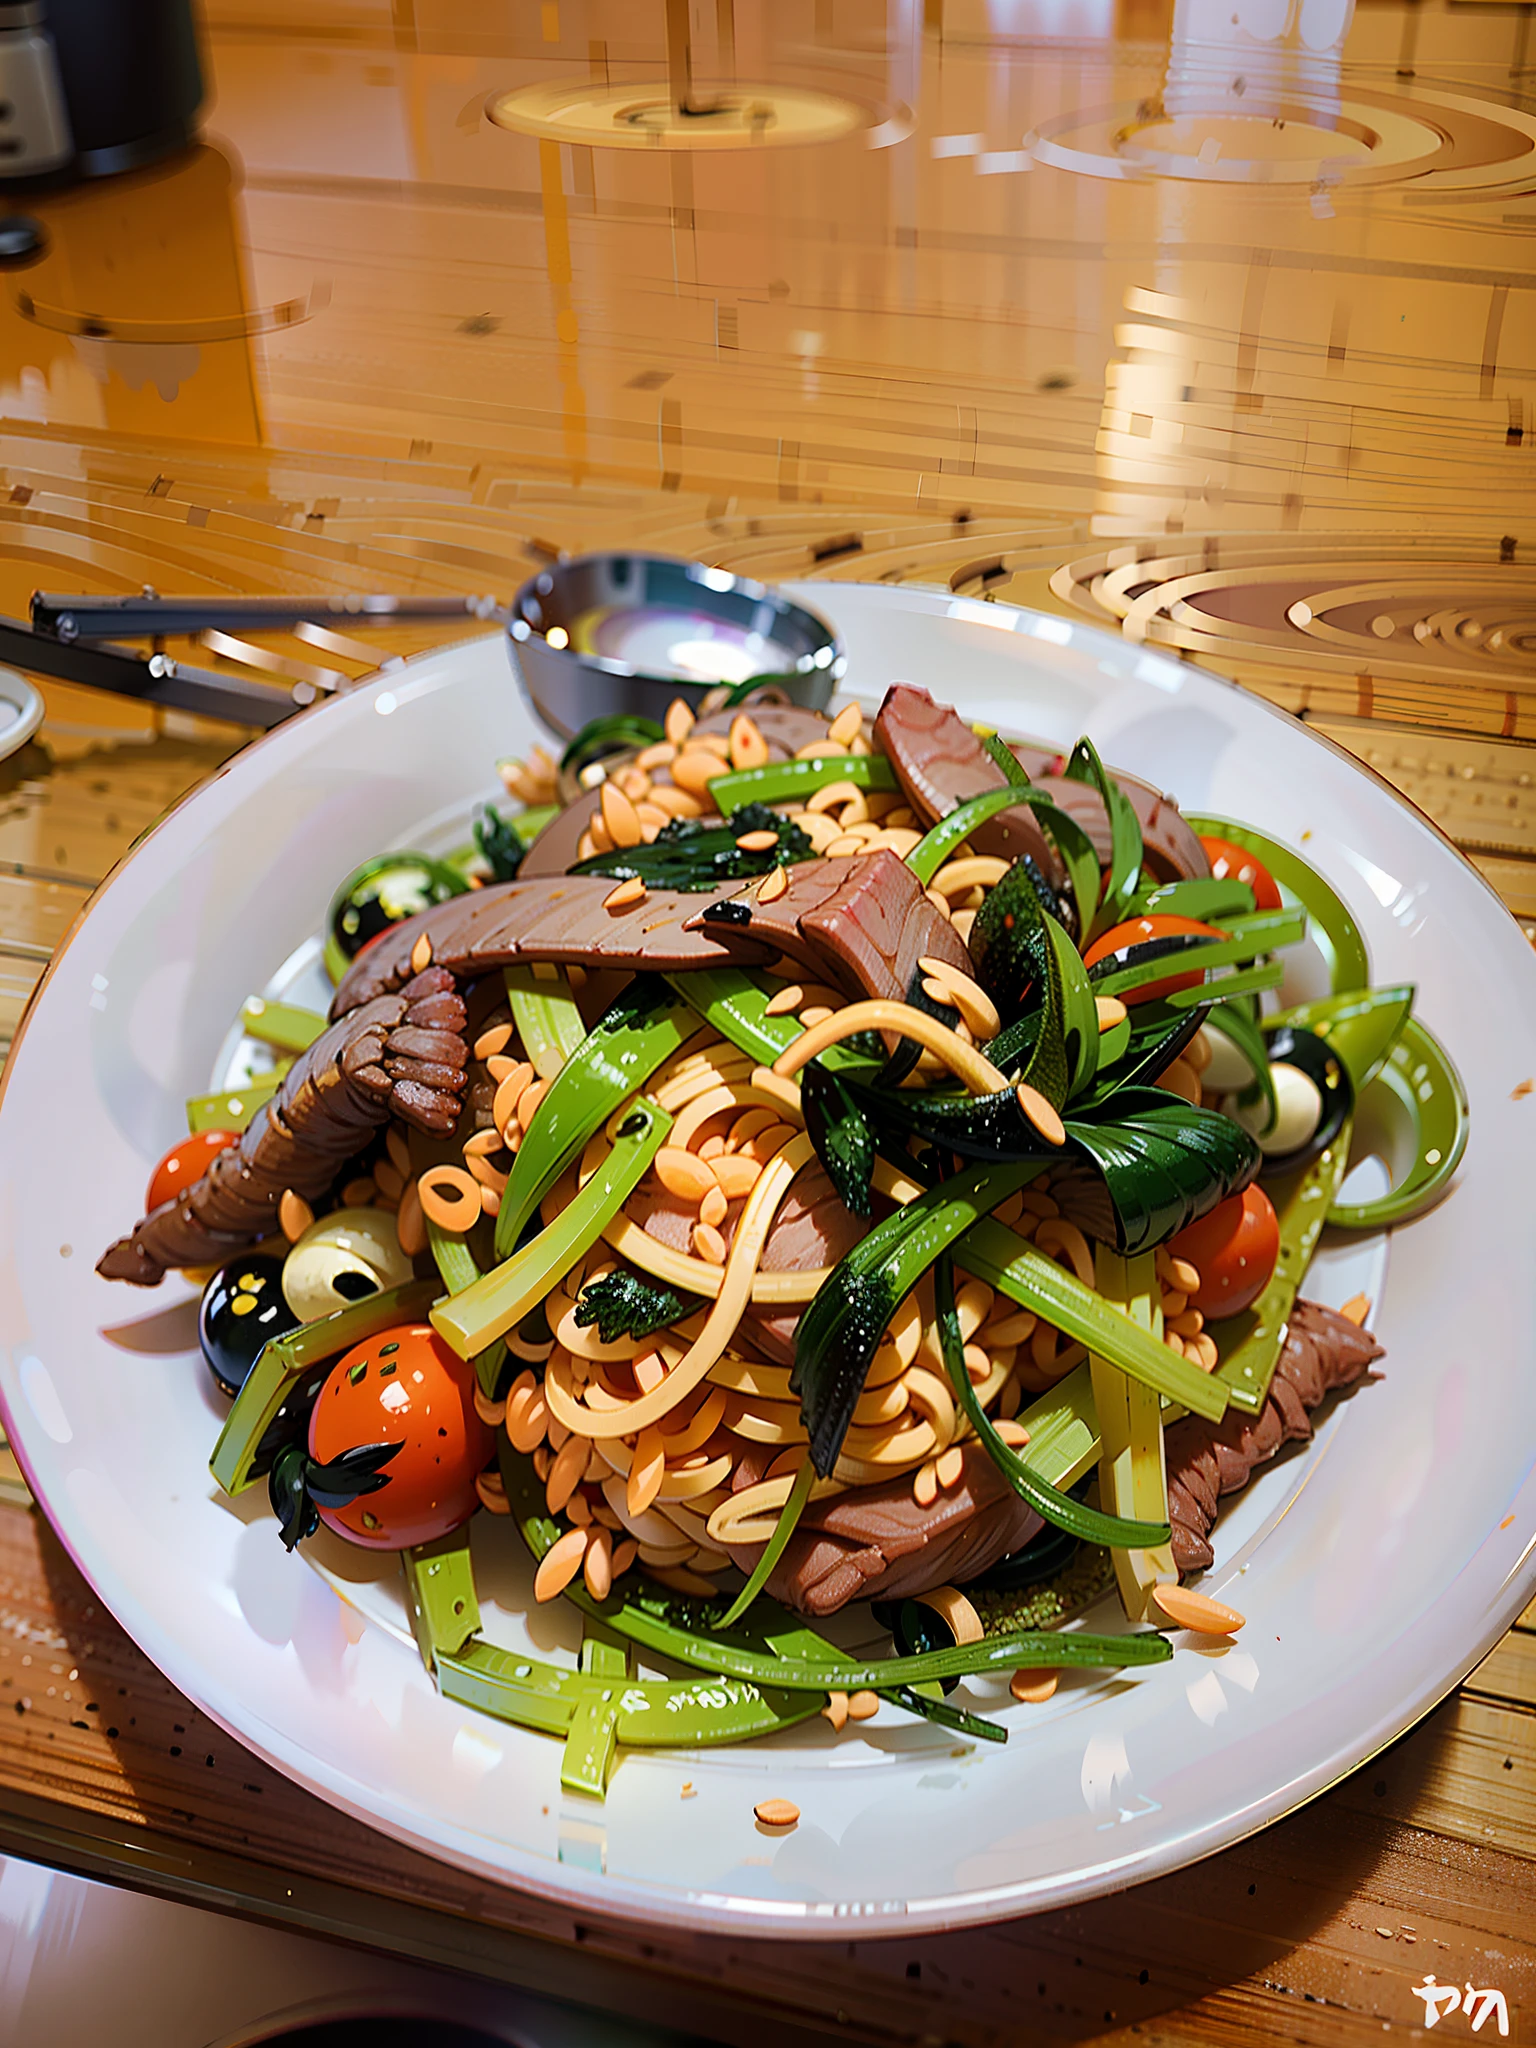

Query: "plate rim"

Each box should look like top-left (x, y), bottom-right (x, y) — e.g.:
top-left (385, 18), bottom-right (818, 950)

top-left (2, 590), bottom-right (1533, 1938)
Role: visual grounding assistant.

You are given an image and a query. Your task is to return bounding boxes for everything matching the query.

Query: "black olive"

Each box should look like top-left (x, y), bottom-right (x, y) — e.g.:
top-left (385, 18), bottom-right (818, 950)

top-left (198, 1254), bottom-right (300, 1398)
top-left (892, 1599), bottom-right (961, 1694)
top-left (1252, 1023), bottom-right (1354, 1179)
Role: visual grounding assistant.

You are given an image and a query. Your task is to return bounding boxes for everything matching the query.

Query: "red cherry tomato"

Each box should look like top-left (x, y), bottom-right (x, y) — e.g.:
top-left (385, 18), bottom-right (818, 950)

top-left (308, 1324), bottom-right (493, 1551)
top-left (1198, 834), bottom-right (1282, 911)
top-left (1168, 1185), bottom-right (1280, 1320)
top-left (146, 1128), bottom-right (241, 1212)
top-left (1082, 914), bottom-right (1225, 1006)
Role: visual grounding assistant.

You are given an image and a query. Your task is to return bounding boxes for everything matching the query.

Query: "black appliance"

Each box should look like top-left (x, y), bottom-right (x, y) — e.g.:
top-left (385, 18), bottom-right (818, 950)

top-left (0, 0), bottom-right (202, 183)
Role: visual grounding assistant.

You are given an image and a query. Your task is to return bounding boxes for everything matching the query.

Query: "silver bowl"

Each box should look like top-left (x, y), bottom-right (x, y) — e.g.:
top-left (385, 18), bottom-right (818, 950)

top-left (507, 552), bottom-right (844, 738)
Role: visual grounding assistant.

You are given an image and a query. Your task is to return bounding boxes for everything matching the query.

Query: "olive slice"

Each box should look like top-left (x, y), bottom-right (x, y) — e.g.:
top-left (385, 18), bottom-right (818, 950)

top-left (1244, 1023), bottom-right (1354, 1179)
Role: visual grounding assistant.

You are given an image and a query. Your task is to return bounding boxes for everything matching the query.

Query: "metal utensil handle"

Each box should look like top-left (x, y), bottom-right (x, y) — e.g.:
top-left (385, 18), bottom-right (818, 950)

top-left (30, 591), bottom-right (504, 641)
top-left (0, 615), bottom-right (300, 729)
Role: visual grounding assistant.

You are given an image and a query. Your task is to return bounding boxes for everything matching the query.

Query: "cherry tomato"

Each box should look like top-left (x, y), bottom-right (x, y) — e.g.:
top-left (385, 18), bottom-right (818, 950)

top-left (1082, 915), bottom-right (1225, 1006)
top-left (1168, 1184), bottom-right (1280, 1320)
top-left (146, 1128), bottom-right (241, 1212)
top-left (308, 1323), bottom-right (492, 1551)
top-left (1198, 835), bottom-right (1282, 911)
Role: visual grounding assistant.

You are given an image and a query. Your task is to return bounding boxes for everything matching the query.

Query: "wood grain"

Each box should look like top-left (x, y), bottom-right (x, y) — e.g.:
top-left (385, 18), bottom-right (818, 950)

top-left (1, 3), bottom-right (1535, 2037)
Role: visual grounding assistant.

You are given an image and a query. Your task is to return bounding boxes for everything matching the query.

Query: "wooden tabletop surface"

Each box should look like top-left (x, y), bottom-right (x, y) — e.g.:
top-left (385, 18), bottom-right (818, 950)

top-left (1, 2), bottom-right (1534, 2040)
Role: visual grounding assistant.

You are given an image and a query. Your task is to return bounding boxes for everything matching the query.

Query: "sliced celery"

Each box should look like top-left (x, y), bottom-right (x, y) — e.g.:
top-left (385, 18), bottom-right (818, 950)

top-left (186, 1071), bottom-right (283, 1132)
top-left (503, 963), bottom-right (587, 1083)
top-left (1088, 1249), bottom-right (1177, 1620)
top-left (239, 996), bottom-right (326, 1054)
top-left (402, 1531), bottom-right (481, 1667)
top-left (962, 1217), bottom-right (1228, 1421)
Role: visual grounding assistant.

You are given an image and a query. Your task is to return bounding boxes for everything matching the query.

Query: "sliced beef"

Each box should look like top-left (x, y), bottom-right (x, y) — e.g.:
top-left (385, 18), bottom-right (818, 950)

top-left (727, 1443), bottom-right (1042, 1617)
top-left (1163, 1300), bottom-right (1383, 1573)
top-left (330, 875), bottom-right (771, 1016)
top-left (98, 968), bottom-right (469, 1286)
top-left (1026, 772), bottom-right (1209, 884)
top-left (682, 849), bottom-right (973, 1005)
top-left (874, 684), bottom-right (1065, 887)
top-left (519, 789), bottom-right (603, 878)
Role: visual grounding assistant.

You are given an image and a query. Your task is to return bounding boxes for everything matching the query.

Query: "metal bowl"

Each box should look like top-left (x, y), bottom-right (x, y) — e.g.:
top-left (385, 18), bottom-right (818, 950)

top-left (507, 552), bottom-right (843, 737)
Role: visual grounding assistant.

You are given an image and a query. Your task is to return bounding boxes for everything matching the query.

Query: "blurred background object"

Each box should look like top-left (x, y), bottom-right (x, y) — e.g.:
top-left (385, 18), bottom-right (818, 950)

top-left (0, 0), bottom-right (203, 185)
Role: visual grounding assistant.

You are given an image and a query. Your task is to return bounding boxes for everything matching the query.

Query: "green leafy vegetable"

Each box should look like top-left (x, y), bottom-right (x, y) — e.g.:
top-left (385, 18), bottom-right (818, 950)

top-left (473, 803), bottom-right (526, 882)
top-left (968, 863), bottom-right (1069, 1107)
top-left (574, 1271), bottom-right (690, 1345)
top-left (799, 1060), bottom-right (878, 1215)
top-left (569, 802), bottom-right (813, 891)
top-left (794, 1158), bottom-right (1048, 1474)
top-left (1051, 1088), bottom-right (1261, 1257)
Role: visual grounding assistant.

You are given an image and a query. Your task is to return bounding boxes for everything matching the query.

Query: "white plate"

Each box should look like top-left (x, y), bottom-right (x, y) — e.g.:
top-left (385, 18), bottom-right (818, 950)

top-left (0, 666), bottom-right (43, 763)
top-left (1, 584), bottom-right (1533, 1938)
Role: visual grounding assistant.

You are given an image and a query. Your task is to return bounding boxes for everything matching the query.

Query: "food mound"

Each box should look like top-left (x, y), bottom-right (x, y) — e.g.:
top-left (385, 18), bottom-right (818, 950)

top-left (98, 678), bottom-right (1460, 1784)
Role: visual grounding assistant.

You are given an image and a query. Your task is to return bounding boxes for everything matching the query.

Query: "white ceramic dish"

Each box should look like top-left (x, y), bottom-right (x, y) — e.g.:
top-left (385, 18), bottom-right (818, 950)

top-left (0, 666), bottom-right (43, 763)
top-left (1, 584), bottom-right (1533, 1938)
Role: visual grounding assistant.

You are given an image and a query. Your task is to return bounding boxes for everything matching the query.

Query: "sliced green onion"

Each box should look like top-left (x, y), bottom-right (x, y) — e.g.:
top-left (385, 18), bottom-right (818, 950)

top-left (663, 964), bottom-right (879, 1074)
top-left (434, 1099), bottom-right (671, 1363)
top-left (706, 753), bottom-right (897, 814)
top-left (935, 1252), bottom-right (1169, 1548)
top-left (1136, 877), bottom-right (1256, 922)
top-left (1213, 1126), bottom-right (1352, 1414)
top-left (494, 979), bottom-right (695, 1259)
top-left (1326, 1016), bottom-right (1467, 1230)
top-left (907, 785), bottom-right (1031, 888)
top-left (1185, 814), bottom-right (1370, 994)
top-left (717, 1457), bottom-right (816, 1627)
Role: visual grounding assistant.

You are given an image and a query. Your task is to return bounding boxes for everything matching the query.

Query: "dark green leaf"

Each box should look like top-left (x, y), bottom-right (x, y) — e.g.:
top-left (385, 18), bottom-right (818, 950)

top-left (1066, 736), bottom-right (1142, 940)
top-left (268, 1442), bottom-right (318, 1552)
top-left (473, 803), bottom-right (526, 882)
top-left (574, 1271), bottom-right (690, 1345)
top-left (1054, 1089), bottom-right (1261, 1256)
top-left (800, 1061), bottom-right (878, 1215)
top-left (793, 1157), bottom-right (1044, 1475)
top-left (968, 866), bottom-right (1069, 1108)
top-left (569, 803), bottom-right (813, 891)
top-left (305, 1439), bottom-right (403, 1509)
top-left (1073, 1003), bottom-right (1208, 1109)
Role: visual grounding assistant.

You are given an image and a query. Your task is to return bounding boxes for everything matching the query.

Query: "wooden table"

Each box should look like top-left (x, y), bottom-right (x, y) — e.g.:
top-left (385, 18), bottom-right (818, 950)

top-left (1, 2), bottom-right (1534, 2039)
